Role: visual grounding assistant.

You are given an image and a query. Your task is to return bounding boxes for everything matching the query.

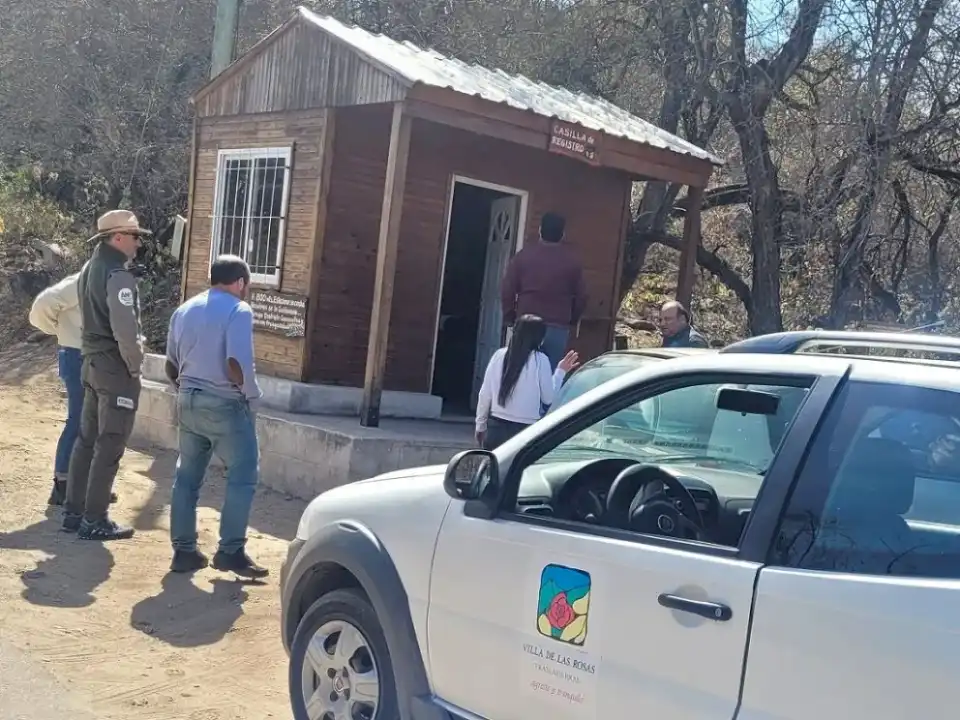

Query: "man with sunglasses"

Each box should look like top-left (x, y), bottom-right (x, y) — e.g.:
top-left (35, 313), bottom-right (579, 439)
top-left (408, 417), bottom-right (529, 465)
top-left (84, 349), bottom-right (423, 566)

top-left (62, 210), bottom-right (149, 541)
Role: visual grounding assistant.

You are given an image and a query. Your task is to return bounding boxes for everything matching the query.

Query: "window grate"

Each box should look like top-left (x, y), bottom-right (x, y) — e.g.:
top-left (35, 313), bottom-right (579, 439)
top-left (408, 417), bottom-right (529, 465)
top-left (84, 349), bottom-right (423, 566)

top-left (210, 146), bottom-right (292, 286)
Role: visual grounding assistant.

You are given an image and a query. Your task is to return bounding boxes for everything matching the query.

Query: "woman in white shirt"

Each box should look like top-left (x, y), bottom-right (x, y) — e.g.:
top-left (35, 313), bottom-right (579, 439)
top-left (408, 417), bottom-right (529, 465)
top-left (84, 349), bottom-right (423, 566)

top-left (29, 273), bottom-right (83, 506)
top-left (476, 314), bottom-right (579, 449)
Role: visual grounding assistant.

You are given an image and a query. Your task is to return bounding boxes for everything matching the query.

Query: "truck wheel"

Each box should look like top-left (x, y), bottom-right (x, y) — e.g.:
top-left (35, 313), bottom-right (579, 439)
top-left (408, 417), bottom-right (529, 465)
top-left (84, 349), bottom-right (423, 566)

top-left (289, 588), bottom-right (399, 720)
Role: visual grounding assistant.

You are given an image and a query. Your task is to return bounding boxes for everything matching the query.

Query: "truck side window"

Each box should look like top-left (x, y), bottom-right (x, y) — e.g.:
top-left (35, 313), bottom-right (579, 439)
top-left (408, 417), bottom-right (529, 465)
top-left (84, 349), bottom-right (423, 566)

top-left (771, 381), bottom-right (960, 579)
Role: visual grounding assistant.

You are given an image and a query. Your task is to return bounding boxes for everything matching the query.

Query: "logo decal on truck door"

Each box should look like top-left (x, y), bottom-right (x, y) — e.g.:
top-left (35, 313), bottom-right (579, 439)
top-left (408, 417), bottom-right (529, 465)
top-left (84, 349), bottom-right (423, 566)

top-left (537, 564), bottom-right (591, 646)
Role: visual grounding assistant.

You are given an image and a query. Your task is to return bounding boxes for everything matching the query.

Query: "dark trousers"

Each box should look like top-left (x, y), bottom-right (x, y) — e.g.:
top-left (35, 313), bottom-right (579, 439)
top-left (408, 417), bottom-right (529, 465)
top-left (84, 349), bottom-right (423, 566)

top-left (54, 347), bottom-right (83, 477)
top-left (540, 325), bottom-right (570, 370)
top-left (482, 416), bottom-right (531, 450)
top-left (66, 353), bottom-right (141, 521)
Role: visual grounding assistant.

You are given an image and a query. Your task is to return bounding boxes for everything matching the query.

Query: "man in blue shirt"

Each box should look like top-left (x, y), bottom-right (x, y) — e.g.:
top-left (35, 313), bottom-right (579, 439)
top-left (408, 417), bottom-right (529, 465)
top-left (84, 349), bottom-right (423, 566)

top-left (164, 255), bottom-right (267, 577)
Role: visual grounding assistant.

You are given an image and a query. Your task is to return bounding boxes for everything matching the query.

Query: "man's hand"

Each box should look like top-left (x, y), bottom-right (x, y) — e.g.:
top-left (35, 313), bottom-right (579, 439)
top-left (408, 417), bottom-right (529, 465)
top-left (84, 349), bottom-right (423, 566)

top-left (226, 357), bottom-right (244, 388)
top-left (164, 359), bottom-right (180, 388)
top-left (476, 431), bottom-right (486, 448)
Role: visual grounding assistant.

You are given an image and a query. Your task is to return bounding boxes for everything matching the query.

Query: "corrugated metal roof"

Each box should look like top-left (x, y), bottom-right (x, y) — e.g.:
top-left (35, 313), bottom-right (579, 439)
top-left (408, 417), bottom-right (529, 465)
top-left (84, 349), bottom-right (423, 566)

top-left (298, 8), bottom-right (723, 166)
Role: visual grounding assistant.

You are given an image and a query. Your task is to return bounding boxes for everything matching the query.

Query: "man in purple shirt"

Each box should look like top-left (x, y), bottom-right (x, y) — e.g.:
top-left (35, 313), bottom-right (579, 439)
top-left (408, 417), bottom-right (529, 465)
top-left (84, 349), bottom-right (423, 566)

top-left (500, 212), bottom-right (588, 369)
top-left (164, 255), bottom-right (267, 578)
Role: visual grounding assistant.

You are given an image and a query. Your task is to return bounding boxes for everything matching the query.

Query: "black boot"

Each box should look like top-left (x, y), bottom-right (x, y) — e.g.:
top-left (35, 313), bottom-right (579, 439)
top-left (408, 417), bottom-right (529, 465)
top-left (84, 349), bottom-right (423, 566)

top-left (171, 549), bottom-right (209, 574)
top-left (47, 478), bottom-right (66, 506)
top-left (212, 548), bottom-right (269, 579)
top-left (61, 511), bottom-right (82, 533)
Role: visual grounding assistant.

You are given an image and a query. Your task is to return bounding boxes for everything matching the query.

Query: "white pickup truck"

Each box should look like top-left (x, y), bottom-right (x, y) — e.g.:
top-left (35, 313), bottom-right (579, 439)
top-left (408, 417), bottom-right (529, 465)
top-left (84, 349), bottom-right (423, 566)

top-left (280, 336), bottom-right (960, 720)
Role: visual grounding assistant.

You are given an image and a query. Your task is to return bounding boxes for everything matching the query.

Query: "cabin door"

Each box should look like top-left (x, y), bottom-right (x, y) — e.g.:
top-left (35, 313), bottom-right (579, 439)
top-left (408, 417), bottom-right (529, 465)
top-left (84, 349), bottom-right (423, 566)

top-left (471, 195), bottom-right (521, 409)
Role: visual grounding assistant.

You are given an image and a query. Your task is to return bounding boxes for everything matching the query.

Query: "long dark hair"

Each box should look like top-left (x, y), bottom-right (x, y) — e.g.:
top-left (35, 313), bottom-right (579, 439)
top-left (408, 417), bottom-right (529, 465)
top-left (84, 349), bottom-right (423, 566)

top-left (499, 314), bottom-right (546, 405)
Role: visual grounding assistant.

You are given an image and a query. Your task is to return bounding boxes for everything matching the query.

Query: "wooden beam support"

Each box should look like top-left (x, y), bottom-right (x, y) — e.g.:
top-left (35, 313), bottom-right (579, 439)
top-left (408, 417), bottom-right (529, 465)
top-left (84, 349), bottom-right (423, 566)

top-left (180, 116), bottom-right (200, 300)
top-left (602, 148), bottom-right (706, 187)
top-left (675, 184), bottom-right (704, 309)
top-left (360, 102), bottom-right (412, 427)
top-left (405, 99), bottom-right (546, 151)
top-left (408, 85), bottom-right (716, 186)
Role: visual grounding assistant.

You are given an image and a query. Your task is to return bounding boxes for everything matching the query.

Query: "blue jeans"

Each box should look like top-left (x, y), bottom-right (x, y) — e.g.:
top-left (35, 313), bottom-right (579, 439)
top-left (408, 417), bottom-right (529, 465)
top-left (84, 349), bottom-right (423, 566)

top-left (55, 347), bottom-right (84, 477)
top-left (170, 389), bottom-right (259, 554)
top-left (540, 325), bottom-right (571, 371)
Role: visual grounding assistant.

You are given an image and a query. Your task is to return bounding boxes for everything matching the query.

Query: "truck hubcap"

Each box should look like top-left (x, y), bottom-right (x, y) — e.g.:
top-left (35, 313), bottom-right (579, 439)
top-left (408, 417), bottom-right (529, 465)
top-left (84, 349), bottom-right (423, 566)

top-left (301, 620), bottom-right (380, 720)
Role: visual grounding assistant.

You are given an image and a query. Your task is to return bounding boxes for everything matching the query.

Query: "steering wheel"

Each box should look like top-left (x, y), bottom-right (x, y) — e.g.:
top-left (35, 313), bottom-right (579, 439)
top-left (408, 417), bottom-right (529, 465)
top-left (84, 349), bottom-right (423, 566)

top-left (554, 458), bottom-right (636, 524)
top-left (605, 464), bottom-right (704, 540)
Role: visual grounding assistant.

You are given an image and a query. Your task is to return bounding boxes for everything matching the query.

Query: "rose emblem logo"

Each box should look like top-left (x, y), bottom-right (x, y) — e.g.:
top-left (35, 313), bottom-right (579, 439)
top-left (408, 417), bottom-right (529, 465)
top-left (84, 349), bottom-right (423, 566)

top-left (536, 564), bottom-right (590, 645)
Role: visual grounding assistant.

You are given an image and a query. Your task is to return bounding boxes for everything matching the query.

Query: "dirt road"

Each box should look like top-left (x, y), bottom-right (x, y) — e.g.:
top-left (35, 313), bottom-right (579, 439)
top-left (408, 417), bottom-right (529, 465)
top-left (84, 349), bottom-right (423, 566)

top-left (0, 342), bottom-right (301, 719)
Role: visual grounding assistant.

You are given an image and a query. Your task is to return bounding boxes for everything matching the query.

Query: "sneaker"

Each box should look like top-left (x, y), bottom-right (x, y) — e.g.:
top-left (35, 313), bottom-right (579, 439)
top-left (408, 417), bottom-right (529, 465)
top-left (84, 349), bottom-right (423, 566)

top-left (47, 479), bottom-right (66, 506)
top-left (77, 517), bottom-right (135, 541)
top-left (170, 549), bottom-right (209, 574)
top-left (212, 549), bottom-right (269, 579)
top-left (61, 512), bottom-right (82, 533)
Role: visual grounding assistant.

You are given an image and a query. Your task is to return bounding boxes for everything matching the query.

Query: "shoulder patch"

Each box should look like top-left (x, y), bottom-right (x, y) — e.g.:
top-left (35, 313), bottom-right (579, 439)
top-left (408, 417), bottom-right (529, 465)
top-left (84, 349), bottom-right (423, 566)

top-left (118, 288), bottom-right (134, 307)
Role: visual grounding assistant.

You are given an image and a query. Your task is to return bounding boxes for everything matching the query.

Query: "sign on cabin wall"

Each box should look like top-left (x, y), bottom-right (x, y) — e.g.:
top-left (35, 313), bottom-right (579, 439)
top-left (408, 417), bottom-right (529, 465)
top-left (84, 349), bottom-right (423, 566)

top-left (548, 120), bottom-right (601, 164)
top-left (249, 289), bottom-right (307, 338)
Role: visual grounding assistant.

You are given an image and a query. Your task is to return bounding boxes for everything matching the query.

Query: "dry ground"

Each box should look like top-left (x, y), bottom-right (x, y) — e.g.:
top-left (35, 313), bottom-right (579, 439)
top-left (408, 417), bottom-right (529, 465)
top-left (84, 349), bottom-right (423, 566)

top-left (0, 341), bottom-right (303, 719)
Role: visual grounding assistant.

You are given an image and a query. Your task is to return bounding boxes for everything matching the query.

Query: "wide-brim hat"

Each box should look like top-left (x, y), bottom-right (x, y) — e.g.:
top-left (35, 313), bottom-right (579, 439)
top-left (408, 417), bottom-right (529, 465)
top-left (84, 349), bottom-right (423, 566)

top-left (89, 209), bottom-right (153, 241)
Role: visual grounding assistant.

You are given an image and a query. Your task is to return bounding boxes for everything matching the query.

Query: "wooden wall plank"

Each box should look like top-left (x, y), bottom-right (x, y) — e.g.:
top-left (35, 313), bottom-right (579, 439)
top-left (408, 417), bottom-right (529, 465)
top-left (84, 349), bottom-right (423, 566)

top-left (195, 19), bottom-right (408, 118)
top-left (309, 104), bottom-right (632, 394)
top-left (184, 109), bottom-right (329, 381)
top-left (303, 109), bottom-right (337, 383)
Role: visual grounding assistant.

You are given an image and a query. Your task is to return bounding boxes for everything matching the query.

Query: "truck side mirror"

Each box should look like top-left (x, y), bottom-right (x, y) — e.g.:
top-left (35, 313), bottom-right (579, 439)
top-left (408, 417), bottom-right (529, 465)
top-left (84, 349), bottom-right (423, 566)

top-left (443, 449), bottom-right (501, 519)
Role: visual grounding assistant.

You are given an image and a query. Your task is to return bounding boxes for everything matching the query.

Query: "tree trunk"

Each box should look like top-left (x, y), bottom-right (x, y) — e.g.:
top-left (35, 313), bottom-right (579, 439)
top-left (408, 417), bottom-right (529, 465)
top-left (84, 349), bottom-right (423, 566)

top-left (828, 0), bottom-right (946, 327)
top-left (729, 105), bottom-right (783, 334)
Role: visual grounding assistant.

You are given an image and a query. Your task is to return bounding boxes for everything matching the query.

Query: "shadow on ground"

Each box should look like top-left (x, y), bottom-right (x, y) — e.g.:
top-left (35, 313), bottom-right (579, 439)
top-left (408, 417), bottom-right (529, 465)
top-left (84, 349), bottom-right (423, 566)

top-left (0, 340), bottom-right (58, 387)
top-left (0, 509), bottom-right (113, 608)
top-left (129, 572), bottom-right (259, 647)
top-left (130, 450), bottom-right (304, 543)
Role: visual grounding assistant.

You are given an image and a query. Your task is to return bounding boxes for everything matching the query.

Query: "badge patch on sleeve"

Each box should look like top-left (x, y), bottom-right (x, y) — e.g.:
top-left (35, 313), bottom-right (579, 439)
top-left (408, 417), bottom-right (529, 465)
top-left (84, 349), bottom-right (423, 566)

top-left (116, 396), bottom-right (135, 410)
top-left (118, 288), bottom-right (134, 306)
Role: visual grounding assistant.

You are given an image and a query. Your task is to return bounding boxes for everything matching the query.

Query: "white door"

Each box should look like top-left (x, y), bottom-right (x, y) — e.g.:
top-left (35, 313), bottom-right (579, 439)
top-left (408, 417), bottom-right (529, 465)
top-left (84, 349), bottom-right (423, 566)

top-left (427, 373), bottom-right (821, 719)
top-left (428, 516), bottom-right (760, 720)
top-left (471, 195), bottom-right (520, 409)
top-left (740, 378), bottom-right (960, 720)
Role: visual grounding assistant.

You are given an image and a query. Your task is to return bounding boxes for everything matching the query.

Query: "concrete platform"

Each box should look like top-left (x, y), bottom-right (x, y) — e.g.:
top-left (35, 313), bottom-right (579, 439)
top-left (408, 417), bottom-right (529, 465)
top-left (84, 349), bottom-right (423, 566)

top-left (131, 380), bottom-right (475, 500)
top-left (141, 354), bottom-right (443, 419)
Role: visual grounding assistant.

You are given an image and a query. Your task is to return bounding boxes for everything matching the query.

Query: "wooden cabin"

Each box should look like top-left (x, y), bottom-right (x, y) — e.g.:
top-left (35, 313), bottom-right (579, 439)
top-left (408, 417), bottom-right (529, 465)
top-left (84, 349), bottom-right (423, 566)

top-left (181, 7), bottom-right (721, 426)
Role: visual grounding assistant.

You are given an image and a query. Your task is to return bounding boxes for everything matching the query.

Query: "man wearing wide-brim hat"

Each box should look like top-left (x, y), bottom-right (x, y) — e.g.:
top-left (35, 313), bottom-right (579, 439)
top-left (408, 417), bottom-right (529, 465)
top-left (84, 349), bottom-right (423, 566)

top-left (62, 209), bottom-right (151, 541)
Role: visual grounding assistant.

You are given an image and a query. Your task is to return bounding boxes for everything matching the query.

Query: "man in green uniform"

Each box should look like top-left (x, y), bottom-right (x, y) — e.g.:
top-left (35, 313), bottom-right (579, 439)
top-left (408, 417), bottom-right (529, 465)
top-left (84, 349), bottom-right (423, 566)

top-left (63, 210), bottom-right (150, 540)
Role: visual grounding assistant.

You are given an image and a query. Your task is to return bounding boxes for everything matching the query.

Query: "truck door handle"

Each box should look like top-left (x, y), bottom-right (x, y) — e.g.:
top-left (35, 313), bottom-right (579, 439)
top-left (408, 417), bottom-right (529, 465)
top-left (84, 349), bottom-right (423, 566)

top-left (658, 593), bottom-right (732, 622)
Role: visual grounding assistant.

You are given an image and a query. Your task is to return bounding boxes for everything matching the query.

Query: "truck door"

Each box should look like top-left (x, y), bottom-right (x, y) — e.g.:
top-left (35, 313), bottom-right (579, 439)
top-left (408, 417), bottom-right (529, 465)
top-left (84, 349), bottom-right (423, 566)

top-left (428, 368), bottom-right (844, 720)
top-left (740, 377), bottom-right (960, 720)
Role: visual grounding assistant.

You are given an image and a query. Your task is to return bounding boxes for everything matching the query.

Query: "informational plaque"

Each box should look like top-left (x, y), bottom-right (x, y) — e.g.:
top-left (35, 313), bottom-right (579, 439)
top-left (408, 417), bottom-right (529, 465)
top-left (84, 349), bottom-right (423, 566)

top-left (249, 289), bottom-right (307, 338)
top-left (548, 120), bottom-right (601, 164)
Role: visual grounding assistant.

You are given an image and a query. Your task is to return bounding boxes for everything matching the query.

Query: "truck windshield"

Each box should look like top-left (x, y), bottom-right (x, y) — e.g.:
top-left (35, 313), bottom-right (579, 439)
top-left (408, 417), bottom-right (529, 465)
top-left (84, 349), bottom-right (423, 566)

top-left (551, 356), bottom-right (656, 410)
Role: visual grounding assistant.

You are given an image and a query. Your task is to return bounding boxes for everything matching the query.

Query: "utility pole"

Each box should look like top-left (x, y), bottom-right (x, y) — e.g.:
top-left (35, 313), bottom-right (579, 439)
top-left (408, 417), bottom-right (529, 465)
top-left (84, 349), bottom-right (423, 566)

top-left (210, 0), bottom-right (241, 79)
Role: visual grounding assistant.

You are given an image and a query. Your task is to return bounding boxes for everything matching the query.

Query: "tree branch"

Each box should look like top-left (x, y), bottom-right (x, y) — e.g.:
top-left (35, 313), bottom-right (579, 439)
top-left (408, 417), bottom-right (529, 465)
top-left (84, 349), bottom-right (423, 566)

top-left (646, 231), bottom-right (752, 309)
top-left (671, 183), bottom-right (805, 216)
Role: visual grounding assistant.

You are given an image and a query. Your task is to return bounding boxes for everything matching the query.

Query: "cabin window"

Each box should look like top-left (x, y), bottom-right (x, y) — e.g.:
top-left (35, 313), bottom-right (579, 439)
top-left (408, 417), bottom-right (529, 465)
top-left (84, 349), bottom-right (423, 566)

top-left (210, 146), bottom-right (292, 287)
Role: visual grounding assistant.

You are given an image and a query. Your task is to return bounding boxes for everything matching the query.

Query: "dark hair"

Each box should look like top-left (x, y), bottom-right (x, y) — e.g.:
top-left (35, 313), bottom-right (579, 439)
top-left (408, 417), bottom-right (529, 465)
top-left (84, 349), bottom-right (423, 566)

top-left (210, 255), bottom-right (251, 286)
top-left (539, 212), bottom-right (566, 243)
top-left (499, 314), bottom-right (546, 405)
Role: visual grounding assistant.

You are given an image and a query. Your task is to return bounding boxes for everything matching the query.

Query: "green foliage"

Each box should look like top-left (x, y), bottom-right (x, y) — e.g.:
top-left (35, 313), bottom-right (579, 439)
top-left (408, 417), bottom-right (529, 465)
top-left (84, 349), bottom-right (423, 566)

top-left (2, 0), bottom-right (960, 352)
top-left (0, 166), bottom-right (84, 262)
